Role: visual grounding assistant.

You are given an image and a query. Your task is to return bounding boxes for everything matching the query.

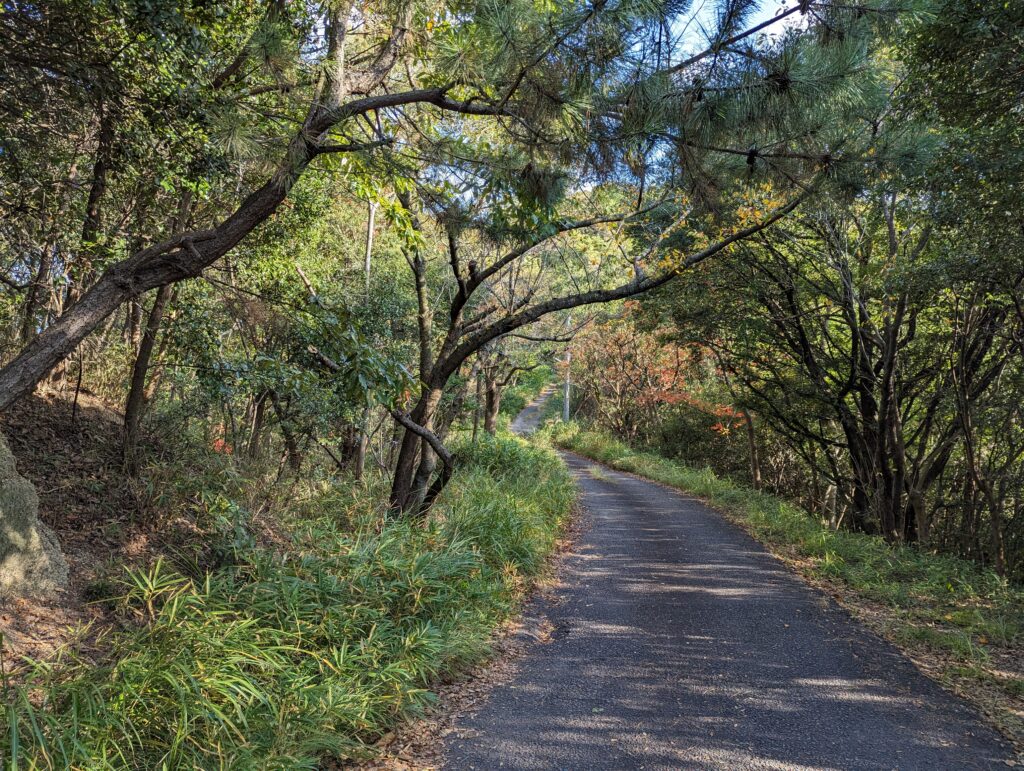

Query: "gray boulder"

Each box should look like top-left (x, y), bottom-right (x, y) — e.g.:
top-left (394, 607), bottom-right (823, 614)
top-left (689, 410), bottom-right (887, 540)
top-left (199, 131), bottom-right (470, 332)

top-left (0, 434), bottom-right (68, 597)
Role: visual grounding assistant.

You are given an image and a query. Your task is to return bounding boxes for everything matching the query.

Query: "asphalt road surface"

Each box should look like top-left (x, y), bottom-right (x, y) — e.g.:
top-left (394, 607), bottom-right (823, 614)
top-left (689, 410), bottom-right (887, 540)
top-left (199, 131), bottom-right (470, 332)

top-left (443, 395), bottom-right (1012, 770)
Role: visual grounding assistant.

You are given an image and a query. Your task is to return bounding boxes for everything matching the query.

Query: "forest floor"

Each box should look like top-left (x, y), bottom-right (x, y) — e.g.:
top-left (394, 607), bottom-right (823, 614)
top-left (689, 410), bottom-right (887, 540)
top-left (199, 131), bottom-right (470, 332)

top-left (0, 390), bottom-right (187, 672)
top-left (442, 440), bottom-right (1017, 769)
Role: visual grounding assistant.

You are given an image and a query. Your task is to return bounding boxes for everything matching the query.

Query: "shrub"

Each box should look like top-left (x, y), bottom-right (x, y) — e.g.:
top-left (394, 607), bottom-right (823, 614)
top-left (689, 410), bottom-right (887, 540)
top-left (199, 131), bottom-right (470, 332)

top-left (3, 436), bottom-right (573, 769)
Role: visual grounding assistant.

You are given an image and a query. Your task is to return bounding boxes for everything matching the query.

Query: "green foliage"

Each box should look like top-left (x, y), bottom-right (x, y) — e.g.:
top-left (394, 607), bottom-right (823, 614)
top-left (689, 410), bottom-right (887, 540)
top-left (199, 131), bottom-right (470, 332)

top-left (3, 437), bottom-right (573, 769)
top-left (1, 0), bottom-right (1020, 757)
top-left (499, 365), bottom-right (554, 418)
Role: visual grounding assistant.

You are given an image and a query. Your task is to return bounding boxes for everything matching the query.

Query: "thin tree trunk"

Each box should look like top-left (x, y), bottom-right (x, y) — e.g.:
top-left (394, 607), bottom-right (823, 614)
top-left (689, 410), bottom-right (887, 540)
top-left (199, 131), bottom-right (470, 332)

top-left (353, 202), bottom-right (376, 480)
top-left (742, 410), bottom-right (761, 490)
top-left (390, 387), bottom-right (442, 511)
top-left (354, 407), bottom-right (369, 480)
top-left (126, 298), bottom-right (143, 351)
top-left (68, 106), bottom-right (115, 308)
top-left (364, 201), bottom-right (376, 293)
top-left (270, 391), bottom-right (303, 473)
top-left (247, 390), bottom-right (270, 458)
top-left (472, 370), bottom-right (482, 443)
top-left (122, 284), bottom-right (174, 467)
top-left (484, 381), bottom-right (501, 435)
top-left (562, 349), bottom-right (572, 422)
top-left (391, 193), bottom-right (437, 511)
top-left (21, 243), bottom-right (56, 343)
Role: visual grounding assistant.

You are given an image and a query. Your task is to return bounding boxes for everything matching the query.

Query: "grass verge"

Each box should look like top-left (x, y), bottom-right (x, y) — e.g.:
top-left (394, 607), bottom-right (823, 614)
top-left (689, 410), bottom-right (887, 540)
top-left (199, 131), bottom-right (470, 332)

top-left (2, 435), bottom-right (573, 770)
top-left (543, 422), bottom-right (1024, 748)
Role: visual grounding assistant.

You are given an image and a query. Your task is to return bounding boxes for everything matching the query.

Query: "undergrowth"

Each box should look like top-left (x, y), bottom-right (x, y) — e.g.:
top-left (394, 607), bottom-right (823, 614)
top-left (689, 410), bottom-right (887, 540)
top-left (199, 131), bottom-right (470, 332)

top-left (2, 435), bottom-right (573, 770)
top-left (543, 423), bottom-right (1024, 715)
top-left (498, 365), bottom-right (554, 419)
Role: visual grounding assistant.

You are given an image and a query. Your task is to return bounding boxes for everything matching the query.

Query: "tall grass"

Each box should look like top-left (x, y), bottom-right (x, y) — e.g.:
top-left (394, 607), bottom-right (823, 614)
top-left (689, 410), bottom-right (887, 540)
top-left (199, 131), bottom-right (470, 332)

top-left (3, 436), bottom-right (573, 770)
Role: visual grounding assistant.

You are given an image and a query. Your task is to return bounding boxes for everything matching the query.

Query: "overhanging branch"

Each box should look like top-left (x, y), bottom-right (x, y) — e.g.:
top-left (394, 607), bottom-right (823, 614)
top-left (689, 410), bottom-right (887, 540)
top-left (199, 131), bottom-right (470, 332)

top-left (437, 186), bottom-right (815, 382)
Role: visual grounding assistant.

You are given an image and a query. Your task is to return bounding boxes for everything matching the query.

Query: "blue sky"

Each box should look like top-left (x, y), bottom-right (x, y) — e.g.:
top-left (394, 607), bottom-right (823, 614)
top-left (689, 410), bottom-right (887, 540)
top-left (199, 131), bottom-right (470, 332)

top-left (676, 1), bottom-right (804, 56)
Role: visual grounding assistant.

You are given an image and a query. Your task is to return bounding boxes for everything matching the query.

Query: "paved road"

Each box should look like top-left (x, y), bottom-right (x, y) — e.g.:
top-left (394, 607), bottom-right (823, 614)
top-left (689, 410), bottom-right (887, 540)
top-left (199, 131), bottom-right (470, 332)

top-left (444, 398), bottom-right (1012, 769)
top-left (509, 387), bottom-right (555, 435)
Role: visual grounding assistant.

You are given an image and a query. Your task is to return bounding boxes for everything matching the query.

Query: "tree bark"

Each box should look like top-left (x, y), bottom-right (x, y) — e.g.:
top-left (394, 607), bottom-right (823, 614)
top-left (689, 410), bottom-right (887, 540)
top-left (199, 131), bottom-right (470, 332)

top-left (390, 408), bottom-right (455, 517)
top-left (742, 410), bottom-right (761, 490)
top-left (270, 391), bottom-right (303, 473)
top-left (484, 381), bottom-right (501, 435)
top-left (122, 283), bottom-right (173, 464)
top-left (364, 201), bottom-right (376, 294)
top-left (390, 387), bottom-right (443, 511)
top-left (21, 244), bottom-right (56, 343)
top-left (246, 390), bottom-right (270, 458)
top-left (472, 370), bottom-right (483, 443)
top-left (354, 200), bottom-right (376, 479)
top-left (0, 9), bottom-right (490, 413)
top-left (354, 410), bottom-right (369, 481)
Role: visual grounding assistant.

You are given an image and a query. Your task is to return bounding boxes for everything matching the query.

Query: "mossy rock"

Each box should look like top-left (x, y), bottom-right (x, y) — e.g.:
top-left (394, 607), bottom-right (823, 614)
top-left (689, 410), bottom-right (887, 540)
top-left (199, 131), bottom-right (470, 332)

top-left (0, 433), bottom-right (68, 597)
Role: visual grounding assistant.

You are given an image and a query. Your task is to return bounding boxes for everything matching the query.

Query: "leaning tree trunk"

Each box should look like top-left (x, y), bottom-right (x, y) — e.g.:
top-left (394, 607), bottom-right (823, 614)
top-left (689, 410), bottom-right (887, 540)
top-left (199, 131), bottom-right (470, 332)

top-left (0, 7), bottom-right (419, 415)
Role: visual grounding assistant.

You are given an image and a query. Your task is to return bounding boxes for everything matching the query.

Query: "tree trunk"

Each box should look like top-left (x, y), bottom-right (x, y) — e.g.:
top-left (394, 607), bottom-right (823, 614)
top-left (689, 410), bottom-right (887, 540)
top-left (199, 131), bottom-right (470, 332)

top-left (484, 382), bottom-right (501, 435)
top-left (122, 284), bottom-right (173, 465)
top-left (354, 201), bottom-right (376, 479)
top-left (389, 387), bottom-right (442, 511)
top-left (364, 201), bottom-right (376, 293)
top-left (339, 423), bottom-right (361, 464)
top-left (246, 390), bottom-right (270, 458)
top-left (742, 410), bottom-right (761, 490)
top-left (562, 349), bottom-right (572, 422)
top-left (22, 163), bottom-right (79, 342)
top-left (472, 371), bottom-right (482, 443)
top-left (270, 391), bottom-right (303, 473)
top-left (21, 243), bottom-right (56, 343)
top-left (68, 106), bottom-right (115, 308)
top-left (125, 297), bottom-right (143, 351)
top-left (354, 407), bottom-right (370, 480)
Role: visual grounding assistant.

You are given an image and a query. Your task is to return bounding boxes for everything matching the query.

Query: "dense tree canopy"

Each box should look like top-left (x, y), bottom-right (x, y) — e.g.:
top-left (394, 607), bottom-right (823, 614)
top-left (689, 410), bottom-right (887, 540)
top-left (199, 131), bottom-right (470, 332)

top-left (558, 0), bottom-right (1024, 576)
top-left (0, 0), bottom-right (1017, 542)
top-left (0, 0), bottom-right (900, 509)
top-left (2, 0), bottom-right (1024, 766)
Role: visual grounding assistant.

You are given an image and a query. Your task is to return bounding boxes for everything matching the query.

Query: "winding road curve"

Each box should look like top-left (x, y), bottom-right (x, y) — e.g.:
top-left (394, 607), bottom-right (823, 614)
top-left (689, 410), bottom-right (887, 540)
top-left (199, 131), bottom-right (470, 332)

top-left (444, 393), bottom-right (1013, 769)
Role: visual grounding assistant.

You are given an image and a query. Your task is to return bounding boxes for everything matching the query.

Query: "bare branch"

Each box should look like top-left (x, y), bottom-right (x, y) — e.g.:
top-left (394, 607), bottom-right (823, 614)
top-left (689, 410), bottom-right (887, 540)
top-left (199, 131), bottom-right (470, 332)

top-left (667, 4), bottom-right (804, 76)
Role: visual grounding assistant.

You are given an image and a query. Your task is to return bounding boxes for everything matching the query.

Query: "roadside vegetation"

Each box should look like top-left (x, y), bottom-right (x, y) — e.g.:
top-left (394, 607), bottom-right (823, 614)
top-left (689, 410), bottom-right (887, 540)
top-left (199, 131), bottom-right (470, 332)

top-left (499, 366), bottom-right (555, 425)
top-left (3, 435), bottom-right (573, 769)
top-left (0, 0), bottom-right (1020, 766)
top-left (545, 422), bottom-right (1024, 743)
